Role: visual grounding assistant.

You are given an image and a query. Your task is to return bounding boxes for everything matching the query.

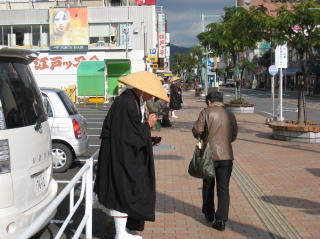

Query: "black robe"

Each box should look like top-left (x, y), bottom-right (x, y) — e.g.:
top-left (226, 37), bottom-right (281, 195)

top-left (169, 84), bottom-right (182, 110)
top-left (94, 89), bottom-right (155, 230)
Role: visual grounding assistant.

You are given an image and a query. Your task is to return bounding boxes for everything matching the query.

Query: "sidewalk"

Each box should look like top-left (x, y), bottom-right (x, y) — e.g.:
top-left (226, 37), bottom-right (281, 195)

top-left (143, 90), bottom-right (320, 239)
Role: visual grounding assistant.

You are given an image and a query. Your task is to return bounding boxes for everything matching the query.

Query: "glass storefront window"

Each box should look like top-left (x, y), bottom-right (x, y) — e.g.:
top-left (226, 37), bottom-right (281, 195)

top-left (89, 23), bottom-right (131, 48)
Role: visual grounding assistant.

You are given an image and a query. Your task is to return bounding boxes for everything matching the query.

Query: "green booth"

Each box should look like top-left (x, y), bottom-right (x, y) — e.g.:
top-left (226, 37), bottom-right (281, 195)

top-left (105, 59), bottom-right (131, 96)
top-left (77, 61), bottom-right (105, 101)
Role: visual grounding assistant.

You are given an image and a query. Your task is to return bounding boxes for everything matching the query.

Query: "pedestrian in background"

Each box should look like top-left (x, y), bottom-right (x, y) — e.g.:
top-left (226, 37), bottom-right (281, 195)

top-left (94, 72), bottom-right (169, 239)
top-left (169, 76), bottom-right (182, 118)
top-left (192, 91), bottom-right (238, 231)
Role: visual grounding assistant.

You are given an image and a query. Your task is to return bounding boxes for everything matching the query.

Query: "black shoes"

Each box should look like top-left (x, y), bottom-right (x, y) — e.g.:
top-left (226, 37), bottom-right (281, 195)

top-left (205, 213), bottom-right (214, 222)
top-left (212, 220), bottom-right (226, 231)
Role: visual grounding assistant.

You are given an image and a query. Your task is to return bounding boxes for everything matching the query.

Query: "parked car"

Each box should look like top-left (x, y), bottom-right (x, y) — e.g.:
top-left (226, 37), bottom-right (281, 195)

top-left (41, 88), bottom-right (89, 173)
top-left (0, 48), bottom-right (57, 238)
top-left (226, 79), bottom-right (236, 87)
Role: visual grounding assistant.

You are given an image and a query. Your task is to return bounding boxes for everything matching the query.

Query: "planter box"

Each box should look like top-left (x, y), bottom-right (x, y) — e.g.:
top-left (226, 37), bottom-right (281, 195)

top-left (225, 104), bottom-right (254, 114)
top-left (268, 121), bottom-right (320, 144)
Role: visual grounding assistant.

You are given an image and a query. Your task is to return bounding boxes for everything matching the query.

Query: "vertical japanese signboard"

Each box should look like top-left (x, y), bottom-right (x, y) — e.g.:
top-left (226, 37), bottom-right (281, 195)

top-left (49, 7), bottom-right (88, 51)
top-left (158, 14), bottom-right (166, 58)
top-left (275, 44), bottom-right (288, 69)
top-left (119, 23), bottom-right (132, 48)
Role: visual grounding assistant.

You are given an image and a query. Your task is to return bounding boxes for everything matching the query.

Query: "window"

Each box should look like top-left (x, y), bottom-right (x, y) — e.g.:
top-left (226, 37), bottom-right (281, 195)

top-left (89, 23), bottom-right (131, 48)
top-left (0, 59), bottom-right (47, 130)
top-left (42, 93), bottom-right (53, 117)
top-left (57, 91), bottom-right (78, 115)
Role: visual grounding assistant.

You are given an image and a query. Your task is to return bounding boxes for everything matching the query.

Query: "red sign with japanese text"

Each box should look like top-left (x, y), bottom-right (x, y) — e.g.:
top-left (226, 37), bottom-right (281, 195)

top-left (158, 33), bottom-right (166, 58)
top-left (136, 0), bottom-right (156, 5)
top-left (30, 52), bottom-right (104, 75)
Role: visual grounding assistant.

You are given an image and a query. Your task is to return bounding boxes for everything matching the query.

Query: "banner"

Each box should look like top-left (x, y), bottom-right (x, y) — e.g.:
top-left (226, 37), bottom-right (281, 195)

top-left (136, 0), bottom-right (156, 5)
top-left (49, 7), bottom-right (88, 51)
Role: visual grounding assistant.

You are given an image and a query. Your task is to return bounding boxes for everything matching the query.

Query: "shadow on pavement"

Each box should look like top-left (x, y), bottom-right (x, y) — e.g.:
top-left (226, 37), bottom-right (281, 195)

top-left (261, 196), bottom-right (320, 216)
top-left (305, 168), bottom-right (320, 177)
top-left (156, 192), bottom-right (284, 239)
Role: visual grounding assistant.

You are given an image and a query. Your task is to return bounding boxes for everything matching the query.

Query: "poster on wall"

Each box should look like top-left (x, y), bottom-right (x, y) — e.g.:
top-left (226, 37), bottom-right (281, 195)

top-left (136, 0), bottom-right (156, 5)
top-left (49, 7), bottom-right (89, 51)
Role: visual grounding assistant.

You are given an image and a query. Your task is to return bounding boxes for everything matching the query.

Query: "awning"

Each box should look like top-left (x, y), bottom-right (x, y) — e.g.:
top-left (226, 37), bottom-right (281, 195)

top-left (77, 61), bottom-right (105, 96)
top-left (283, 67), bottom-right (300, 75)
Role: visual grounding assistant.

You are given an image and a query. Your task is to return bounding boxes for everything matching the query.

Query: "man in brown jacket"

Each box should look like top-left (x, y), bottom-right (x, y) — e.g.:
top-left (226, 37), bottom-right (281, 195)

top-left (192, 91), bottom-right (238, 231)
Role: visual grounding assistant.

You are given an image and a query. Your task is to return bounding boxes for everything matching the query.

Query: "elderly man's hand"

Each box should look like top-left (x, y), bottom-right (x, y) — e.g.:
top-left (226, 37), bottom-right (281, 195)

top-left (148, 113), bottom-right (157, 128)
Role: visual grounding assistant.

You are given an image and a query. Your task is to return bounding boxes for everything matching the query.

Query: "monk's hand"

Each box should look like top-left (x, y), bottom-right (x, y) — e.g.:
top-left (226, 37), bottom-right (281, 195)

top-left (148, 113), bottom-right (157, 128)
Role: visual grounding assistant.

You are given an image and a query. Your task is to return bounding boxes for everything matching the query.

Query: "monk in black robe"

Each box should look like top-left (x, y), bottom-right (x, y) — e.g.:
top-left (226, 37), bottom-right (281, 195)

top-left (94, 88), bottom-right (157, 238)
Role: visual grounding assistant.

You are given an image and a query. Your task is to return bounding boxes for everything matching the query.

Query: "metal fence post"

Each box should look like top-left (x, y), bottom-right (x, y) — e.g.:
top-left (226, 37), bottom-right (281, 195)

top-left (85, 157), bottom-right (93, 239)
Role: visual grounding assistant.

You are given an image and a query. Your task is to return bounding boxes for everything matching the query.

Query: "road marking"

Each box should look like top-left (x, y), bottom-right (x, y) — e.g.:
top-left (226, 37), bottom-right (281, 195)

top-left (89, 145), bottom-right (100, 147)
top-left (88, 128), bottom-right (101, 130)
top-left (87, 122), bottom-right (103, 124)
top-left (260, 111), bottom-right (273, 116)
top-left (51, 220), bottom-right (74, 224)
top-left (88, 135), bottom-right (100, 137)
top-left (56, 180), bottom-right (81, 184)
top-left (75, 158), bottom-right (98, 162)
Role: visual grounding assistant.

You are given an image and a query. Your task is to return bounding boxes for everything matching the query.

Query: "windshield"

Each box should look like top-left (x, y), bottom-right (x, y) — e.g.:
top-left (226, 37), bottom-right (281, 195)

top-left (0, 59), bottom-right (47, 130)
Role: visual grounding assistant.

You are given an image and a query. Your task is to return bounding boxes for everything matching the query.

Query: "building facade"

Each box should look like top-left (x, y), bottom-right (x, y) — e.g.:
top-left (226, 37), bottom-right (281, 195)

top-left (0, 0), bottom-right (167, 90)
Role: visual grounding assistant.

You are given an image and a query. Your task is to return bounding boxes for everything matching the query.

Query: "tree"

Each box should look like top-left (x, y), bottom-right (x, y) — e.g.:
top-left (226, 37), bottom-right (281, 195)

top-left (198, 6), bottom-right (270, 99)
top-left (171, 53), bottom-right (197, 82)
top-left (272, 0), bottom-right (320, 124)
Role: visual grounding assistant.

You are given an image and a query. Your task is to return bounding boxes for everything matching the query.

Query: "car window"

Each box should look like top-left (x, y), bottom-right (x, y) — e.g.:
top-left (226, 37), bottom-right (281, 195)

top-left (57, 91), bottom-right (78, 115)
top-left (0, 59), bottom-right (47, 130)
top-left (42, 93), bottom-right (53, 117)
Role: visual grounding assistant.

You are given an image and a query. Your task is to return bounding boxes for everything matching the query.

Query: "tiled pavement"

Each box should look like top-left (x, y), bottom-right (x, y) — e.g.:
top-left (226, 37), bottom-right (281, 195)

top-left (142, 90), bottom-right (320, 239)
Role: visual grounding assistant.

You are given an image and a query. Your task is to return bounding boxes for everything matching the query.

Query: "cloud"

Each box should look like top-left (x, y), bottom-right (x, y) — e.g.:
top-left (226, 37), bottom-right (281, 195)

top-left (159, 0), bottom-right (235, 47)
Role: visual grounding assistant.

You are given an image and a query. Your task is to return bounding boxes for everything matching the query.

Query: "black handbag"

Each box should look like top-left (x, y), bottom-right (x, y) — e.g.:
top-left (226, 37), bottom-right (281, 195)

top-left (188, 109), bottom-right (215, 179)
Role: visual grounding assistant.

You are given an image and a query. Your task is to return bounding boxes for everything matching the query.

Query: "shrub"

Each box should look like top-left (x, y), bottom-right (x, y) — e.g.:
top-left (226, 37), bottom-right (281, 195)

top-left (229, 98), bottom-right (247, 104)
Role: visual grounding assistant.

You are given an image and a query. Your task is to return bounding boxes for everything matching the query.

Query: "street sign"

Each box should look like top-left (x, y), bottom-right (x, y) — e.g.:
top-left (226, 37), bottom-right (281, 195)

top-left (268, 65), bottom-right (278, 75)
top-left (275, 44), bottom-right (288, 68)
top-left (148, 48), bottom-right (157, 57)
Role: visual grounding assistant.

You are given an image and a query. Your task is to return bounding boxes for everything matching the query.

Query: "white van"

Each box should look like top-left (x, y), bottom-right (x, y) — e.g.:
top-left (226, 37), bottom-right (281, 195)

top-left (0, 48), bottom-right (57, 238)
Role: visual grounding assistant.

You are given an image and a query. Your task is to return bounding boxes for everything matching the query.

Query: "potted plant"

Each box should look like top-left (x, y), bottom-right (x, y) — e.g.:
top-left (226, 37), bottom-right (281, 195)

top-left (225, 97), bottom-right (254, 113)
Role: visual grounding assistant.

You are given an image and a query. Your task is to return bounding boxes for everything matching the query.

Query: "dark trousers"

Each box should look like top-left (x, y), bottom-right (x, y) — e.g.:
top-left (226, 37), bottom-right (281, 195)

top-left (202, 160), bottom-right (233, 221)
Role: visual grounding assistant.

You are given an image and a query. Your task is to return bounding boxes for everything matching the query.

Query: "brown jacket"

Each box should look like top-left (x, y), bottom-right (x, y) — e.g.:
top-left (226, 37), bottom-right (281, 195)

top-left (192, 102), bottom-right (238, 160)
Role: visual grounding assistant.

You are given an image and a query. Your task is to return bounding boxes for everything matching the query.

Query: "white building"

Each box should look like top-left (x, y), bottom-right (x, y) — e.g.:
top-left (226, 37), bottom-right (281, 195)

top-left (0, 0), bottom-right (163, 89)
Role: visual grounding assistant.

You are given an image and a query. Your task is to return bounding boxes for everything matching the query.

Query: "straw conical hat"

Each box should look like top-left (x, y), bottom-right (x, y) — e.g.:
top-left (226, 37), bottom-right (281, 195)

top-left (170, 76), bottom-right (181, 82)
top-left (119, 71), bottom-right (170, 102)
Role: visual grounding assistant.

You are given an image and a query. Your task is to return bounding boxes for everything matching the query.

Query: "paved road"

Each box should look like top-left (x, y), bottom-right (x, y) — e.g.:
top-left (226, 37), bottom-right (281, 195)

top-left (221, 87), bottom-right (320, 122)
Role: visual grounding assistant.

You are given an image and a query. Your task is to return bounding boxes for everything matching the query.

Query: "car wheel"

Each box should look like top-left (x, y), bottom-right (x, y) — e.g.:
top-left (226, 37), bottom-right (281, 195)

top-left (52, 142), bottom-right (73, 173)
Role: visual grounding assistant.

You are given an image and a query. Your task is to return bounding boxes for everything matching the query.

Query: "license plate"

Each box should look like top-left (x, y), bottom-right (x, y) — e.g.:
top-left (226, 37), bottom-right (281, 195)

top-left (33, 171), bottom-right (47, 195)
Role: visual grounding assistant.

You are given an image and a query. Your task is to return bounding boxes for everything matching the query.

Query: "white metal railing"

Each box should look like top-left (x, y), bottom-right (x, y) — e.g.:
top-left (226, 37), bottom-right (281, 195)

top-left (18, 149), bottom-right (99, 239)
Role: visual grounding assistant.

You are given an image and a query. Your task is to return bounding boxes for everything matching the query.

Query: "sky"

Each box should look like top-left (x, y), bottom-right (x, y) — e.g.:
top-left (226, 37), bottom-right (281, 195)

top-left (158, 0), bottom-right (237, 47)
